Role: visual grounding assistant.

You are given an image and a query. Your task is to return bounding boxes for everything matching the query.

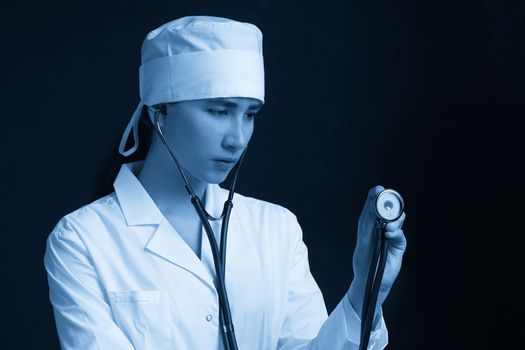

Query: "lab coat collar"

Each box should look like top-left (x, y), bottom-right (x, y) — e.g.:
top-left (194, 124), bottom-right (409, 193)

top-left (113, 161), bottom-right (163, 226)
top-left (146, 218), bottom-right (217, 288)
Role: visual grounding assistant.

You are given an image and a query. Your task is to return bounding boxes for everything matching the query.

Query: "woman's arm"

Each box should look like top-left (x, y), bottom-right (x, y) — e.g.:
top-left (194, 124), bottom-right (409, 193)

top-left (277, 185), bottom-right (406, 350)
top-left (44, 218), bottom-right (134, 350)
top-left (276, 218), bottom-right (387, 350)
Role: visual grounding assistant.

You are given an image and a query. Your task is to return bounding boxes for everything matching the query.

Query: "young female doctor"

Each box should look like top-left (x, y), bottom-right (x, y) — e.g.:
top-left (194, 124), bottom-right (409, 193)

top-left (44, 16), bottom-right (407, 350)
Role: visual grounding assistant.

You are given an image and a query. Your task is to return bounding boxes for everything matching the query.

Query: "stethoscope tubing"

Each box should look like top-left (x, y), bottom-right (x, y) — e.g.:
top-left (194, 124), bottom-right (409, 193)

top-left (360, 223), bottom-right (389, 350)
top-left (191, 196), bottom-right (239, 350)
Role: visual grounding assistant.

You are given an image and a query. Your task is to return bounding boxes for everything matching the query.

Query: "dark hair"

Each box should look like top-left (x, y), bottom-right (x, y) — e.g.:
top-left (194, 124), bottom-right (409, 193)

top-left (93, 106), bottom-right (154, 200)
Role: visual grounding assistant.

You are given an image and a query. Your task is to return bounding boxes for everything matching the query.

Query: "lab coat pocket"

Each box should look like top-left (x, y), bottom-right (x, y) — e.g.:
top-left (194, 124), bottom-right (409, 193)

top-left (108, 290), bottom-right (173, 348)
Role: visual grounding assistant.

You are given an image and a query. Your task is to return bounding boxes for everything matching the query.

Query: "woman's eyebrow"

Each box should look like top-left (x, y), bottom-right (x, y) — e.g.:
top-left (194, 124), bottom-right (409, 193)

top-left (208, 98), bottom-right (262, 110)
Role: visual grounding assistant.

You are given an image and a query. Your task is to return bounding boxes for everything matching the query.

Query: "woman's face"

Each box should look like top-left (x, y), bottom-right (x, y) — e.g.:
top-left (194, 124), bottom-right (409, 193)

top-left (159, 97), bottom-right (262, 184)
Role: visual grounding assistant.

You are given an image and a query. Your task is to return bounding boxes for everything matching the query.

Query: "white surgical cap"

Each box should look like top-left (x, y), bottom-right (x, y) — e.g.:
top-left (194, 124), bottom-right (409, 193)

top-left (119, 16), bottom-right (265, 156)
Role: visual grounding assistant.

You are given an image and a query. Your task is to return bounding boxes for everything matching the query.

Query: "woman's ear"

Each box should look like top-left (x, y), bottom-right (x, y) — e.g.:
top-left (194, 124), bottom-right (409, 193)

top-left (147, 105), bottom-right (167, 127)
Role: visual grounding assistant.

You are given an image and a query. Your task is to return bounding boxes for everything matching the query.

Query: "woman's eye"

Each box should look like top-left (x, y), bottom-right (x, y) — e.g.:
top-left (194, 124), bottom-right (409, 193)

top-left (209, 109), bottom-right (229, 116)
top-left (246, 112), bottom-right (257, 119)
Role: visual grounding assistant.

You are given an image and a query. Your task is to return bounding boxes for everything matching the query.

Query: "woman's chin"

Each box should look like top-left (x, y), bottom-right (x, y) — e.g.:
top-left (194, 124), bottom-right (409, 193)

top-left (202, 171), bottom-right (230, 185)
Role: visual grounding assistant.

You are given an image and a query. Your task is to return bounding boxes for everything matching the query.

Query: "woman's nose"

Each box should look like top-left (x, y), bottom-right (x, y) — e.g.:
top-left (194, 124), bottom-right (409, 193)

top-left (223, 116), bottom-right (251, 150)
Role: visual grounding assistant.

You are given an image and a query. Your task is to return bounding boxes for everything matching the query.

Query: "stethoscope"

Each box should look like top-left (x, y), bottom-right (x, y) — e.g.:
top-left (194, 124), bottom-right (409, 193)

top-left (360, 189), bottom-right (404, 350)
top-left (152, 109), bottom-right (241, 350)
top-left (152, 108), bottom-right (405, 350)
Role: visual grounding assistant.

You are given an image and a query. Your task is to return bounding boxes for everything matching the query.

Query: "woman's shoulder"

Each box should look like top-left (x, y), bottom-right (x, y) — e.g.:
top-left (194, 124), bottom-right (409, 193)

top-left (49, 192), bottom-right (123, 240)
top-left (233, 188), bottom-right (294, 211)
top-left (222, 190), bottom-right (305, 256)
top-left (224, 188), bottom-right (301, 228)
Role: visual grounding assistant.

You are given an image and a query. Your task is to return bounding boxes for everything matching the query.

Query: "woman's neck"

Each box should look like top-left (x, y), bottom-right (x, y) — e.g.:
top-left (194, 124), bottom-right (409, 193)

top-left (137, 148), bottom-right (207, 219)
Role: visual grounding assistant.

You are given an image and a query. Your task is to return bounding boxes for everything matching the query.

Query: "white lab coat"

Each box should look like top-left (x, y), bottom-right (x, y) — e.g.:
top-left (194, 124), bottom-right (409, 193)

top-left (44, 162), bottom-right (388, 349)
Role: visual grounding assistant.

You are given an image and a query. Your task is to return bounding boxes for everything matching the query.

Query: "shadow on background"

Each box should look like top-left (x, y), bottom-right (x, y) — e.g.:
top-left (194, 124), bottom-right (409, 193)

top-left (1, 0), bottom-right (523, 348)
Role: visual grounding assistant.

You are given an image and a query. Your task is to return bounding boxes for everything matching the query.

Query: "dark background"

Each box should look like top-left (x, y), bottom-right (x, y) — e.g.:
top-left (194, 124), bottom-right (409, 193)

top-left (1, 0), bottom-right (523, 349)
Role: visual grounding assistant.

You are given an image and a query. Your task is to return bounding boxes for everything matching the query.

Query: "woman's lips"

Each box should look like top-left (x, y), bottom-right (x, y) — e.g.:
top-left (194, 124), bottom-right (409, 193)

top-left (214, 158), bottom-right (237, 163)
top-left (213, 159), bottom-right (237, 166)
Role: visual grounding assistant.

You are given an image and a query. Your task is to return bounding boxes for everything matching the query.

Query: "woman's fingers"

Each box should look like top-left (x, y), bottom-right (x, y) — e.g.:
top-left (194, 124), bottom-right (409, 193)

top-left (358, 185), bottom-right (385, 232)
top-left (385, 212), bottom-right (407, 252)
top-left (385, 228), bottom-right (407, 251)
top-left (385, 211), bottom-right (406, 231)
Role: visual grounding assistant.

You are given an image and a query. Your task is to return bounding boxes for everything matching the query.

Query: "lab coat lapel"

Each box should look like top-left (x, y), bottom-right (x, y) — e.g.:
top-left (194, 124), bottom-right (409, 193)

top-left (114, 162), bottom-right (216, 290)
top-left (145, 218), bottom-right (216, 290)
top-left (114, 163), bottom-right (235, 291)
top-left (145, 183), bottom-right (232, 291)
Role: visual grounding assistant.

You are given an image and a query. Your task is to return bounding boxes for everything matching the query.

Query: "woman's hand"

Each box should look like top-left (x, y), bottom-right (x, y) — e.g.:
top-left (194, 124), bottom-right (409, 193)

top-left (347, 185), bottom-right (407, 321)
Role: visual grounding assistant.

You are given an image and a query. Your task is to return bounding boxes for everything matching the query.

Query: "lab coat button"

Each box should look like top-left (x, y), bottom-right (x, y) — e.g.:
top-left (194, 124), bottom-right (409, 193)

top-left (206, 314), bottom-right (213, 322)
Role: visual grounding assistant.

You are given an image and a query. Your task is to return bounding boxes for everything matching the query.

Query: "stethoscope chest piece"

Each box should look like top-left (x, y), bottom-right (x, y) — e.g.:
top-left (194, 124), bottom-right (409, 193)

top-left (374, 189), bottom-right (404, 223)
